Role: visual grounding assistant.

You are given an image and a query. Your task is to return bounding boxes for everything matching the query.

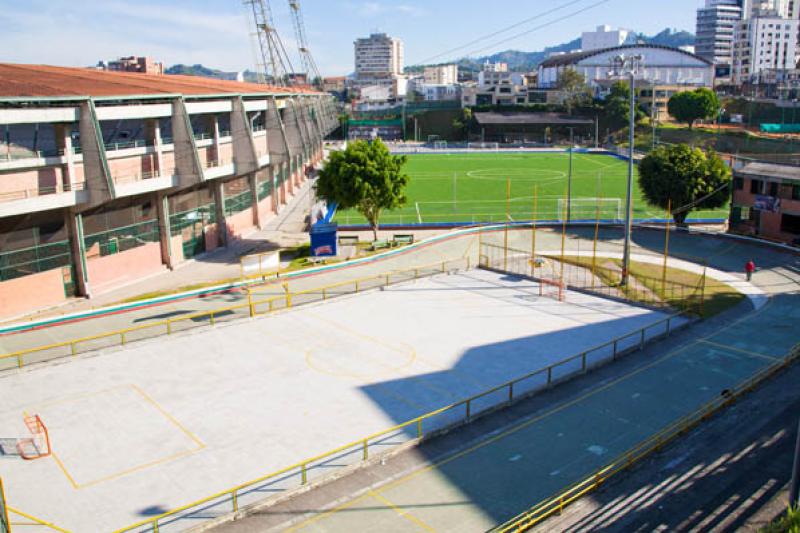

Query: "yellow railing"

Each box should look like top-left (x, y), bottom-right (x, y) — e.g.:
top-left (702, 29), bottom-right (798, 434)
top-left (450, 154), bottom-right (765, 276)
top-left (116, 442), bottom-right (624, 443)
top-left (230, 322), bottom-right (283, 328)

top-left (0, 258), bottom-right (469, 371)
top-left (114, 312), bottom-right (685, 533)
top-left (7, 507), bottom-right (70, 533)
top-left (493, 343), bottom-right (800, 533)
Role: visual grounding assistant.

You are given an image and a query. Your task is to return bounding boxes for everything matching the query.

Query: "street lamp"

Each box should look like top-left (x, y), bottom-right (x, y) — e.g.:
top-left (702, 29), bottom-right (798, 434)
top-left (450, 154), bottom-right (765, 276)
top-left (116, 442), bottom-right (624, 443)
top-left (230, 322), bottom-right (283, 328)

top-left (609, 54), bottom-right (643, 287)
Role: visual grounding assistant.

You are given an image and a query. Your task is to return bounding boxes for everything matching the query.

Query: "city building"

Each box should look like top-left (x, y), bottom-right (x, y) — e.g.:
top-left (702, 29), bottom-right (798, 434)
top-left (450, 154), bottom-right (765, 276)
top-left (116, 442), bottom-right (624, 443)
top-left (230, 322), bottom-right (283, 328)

top-left (322, 76), bottom-right (347, 93)
top-left (353, 33), bottom-right (406, 99)
top-left (730, 160), bottom-right (800, 244)
top-left (537, 44), bottom-right (715, 89)
top-left (420, 84), bottom-right (461, 102)
top-left (103, 56), bottom-right (164, 75)
top-left (462, 72), bottom-right (533, 107)
top-left (695, 0), bottom-right (746, 82)
top-left (0, 63), bottom-right (338, 319)
top-left (581, 25), bottom-right (634, 51)
top-left (423, 64), bottom-right (459, 85)
top-left (731, 8), bottom-right (800, 84)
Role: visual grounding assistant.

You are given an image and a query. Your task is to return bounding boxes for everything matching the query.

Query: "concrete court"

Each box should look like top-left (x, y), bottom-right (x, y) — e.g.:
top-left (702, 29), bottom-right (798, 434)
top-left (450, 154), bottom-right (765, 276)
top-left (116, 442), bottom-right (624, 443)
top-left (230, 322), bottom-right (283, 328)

top-left (0, 269), bottom-right (674, 532)
top-left (267, 281), bottom-right (800, 533)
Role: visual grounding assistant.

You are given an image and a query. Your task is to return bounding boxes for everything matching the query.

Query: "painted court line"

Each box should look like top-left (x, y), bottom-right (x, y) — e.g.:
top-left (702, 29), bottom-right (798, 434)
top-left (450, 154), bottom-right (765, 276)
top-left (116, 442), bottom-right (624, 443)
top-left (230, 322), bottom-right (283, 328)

top-left (369, 490), bottom-right (436, 532)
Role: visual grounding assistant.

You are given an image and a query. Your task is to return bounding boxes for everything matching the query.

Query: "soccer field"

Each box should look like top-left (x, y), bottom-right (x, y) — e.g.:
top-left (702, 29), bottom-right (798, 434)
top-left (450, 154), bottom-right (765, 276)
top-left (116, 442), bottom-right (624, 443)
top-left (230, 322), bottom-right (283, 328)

top-left (333, 152), bottom-right (728, 225)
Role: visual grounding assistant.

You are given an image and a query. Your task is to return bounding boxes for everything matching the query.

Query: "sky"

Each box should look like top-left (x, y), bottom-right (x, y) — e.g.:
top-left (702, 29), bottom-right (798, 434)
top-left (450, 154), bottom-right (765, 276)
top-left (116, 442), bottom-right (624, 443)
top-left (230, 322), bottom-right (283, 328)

top-left (0, 0), bottom-right (701, 77)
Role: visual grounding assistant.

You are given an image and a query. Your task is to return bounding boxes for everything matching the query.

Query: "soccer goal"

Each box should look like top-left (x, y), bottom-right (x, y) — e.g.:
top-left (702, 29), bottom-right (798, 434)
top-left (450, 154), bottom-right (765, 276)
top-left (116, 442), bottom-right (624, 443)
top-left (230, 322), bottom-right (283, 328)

top-left (15, 414), bottom-right (51, 460)
top-left (467, 142), bottom-right (500, 150)
top-left (557, 197), bottom-right (623, 221)
top-left (432, 140), bottom-right (448, 151)
top-left (530, 257), bottom-right (565, 302)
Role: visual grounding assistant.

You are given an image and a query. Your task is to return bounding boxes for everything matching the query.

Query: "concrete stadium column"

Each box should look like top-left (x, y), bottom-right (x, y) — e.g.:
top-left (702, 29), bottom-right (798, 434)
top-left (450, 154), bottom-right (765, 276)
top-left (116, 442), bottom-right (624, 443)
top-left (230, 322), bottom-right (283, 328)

top-left (249, 172), bottom-right (260, 228)
top-left (208, 115), bottom-right (221, 164)
top-left (65, 209), bottom-right (91, 298)
top-left (154, 192), bottom-right (174, 269)
top-left (280, 163), bottom-right (289, 205)
top-left (171, 98), bottom-right (204, 186)
top-left (231, 96), bottom-right (259, 175)
top-left (78, 99), bottom-right (115, 204)
top-left (54, 123), bottom-right (76, 192)
top-left (213, 181), bottom-right (227, 248)
top-left (144, 119), bottom-right (165, 177)
top-left (272, 166), bottom-right (280, 213)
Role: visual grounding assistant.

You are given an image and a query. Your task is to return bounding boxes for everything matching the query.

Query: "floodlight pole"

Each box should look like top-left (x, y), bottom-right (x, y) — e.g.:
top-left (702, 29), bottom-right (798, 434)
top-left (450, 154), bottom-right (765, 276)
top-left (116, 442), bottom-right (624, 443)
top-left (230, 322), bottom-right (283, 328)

top-left (567, 127), bottom-right (574, 222)
top-left (609, 54), bottom-right (642, 288)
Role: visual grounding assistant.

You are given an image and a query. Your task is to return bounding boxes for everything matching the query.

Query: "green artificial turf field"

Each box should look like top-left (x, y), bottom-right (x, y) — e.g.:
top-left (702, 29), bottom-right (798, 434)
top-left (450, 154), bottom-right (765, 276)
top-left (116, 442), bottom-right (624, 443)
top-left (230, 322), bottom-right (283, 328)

top-left (333, 152), bottom-right (728, 226)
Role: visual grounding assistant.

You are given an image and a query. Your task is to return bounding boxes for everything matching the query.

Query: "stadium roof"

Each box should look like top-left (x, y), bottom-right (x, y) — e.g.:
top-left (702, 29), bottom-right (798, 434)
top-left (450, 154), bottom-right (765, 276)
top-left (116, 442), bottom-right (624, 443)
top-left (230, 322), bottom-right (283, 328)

top-left (538, 44), bottom-right (712, 68)
top-left (0, 63), bottom-right (318, 99)
top-left (474, 112), bottom-right (594, 126)
top-left (736, 161), bottom-right (800, 182)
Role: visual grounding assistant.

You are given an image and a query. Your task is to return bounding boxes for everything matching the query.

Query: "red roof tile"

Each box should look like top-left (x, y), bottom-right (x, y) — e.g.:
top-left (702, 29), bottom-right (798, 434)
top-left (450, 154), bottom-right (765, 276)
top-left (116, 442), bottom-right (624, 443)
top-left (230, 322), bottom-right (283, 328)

top-left (0, 63), bottom-right (319, 98)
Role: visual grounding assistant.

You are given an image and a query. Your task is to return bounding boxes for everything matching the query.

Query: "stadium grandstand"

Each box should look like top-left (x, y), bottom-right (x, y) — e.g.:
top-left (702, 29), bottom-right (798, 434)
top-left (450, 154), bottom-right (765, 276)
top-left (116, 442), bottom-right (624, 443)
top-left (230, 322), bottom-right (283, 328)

top-left (0, 63), bottom-right (338, 319)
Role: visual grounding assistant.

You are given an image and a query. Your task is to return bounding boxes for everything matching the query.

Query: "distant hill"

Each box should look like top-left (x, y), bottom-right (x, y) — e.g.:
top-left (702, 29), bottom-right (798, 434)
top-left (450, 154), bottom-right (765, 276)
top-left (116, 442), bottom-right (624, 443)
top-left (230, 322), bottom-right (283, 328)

top-left (166, 64), bottom-right (260, 83)
top-left (407, 28), bottom-right (695, 74)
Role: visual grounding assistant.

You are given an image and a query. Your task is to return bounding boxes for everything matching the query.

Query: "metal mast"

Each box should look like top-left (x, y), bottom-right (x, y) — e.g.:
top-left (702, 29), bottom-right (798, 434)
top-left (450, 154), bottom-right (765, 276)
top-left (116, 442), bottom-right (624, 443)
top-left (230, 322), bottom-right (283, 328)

top-left (243, 0), bottom-right (295, 86)
top-left (287, 0), bottom-right (321, 85)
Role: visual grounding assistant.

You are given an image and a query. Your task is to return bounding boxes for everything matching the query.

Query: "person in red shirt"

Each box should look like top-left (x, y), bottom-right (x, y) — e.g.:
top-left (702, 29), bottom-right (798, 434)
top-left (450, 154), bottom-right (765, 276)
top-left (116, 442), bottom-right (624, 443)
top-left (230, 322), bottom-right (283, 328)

top-left (745, 260), bottom-right (756, 281)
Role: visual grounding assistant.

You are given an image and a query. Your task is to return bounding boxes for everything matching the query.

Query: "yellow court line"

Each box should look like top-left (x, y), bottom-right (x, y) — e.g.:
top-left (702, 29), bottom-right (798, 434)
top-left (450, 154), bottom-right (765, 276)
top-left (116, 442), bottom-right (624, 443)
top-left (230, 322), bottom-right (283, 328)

top-left (369, 490), bottom-right (436, 532)
top-left (131, 384), bottom-right (205, 448)
top-left (698, 339), bottom-right (780, 361)
top-left (41, 384), bottom-right (205, 489)
top-left (27, 384), bottom-right (132, 411)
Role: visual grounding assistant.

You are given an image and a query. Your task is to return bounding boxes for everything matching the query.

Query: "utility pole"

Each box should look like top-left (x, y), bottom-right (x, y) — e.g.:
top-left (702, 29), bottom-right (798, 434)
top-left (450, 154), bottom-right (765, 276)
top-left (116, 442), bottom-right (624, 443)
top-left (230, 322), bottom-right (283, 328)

top-left (609, 54), bottom-right (643, 288)
top-left (567, 127), bottom-right (574, 222)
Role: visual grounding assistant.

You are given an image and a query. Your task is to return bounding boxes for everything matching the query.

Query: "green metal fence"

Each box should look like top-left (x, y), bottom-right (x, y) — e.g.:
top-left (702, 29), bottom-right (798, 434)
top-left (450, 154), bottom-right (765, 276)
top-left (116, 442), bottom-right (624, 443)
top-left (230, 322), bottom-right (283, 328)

top-left (170, 205), bottom-right (215, 260)
top-left (84, 220), bottom-right (159, 257)
top-left (257, 176), bottom-right (274, 201)
top-left (224, 189), bottom-right (253, 217)
top-left (0, 240), bottom-right (72, 282)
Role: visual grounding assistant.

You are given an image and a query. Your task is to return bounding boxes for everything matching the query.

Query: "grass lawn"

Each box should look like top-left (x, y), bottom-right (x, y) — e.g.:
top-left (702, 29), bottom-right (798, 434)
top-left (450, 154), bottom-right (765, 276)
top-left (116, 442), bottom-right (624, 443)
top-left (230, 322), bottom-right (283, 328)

top-left (334, 152), bottom-right (728, 226)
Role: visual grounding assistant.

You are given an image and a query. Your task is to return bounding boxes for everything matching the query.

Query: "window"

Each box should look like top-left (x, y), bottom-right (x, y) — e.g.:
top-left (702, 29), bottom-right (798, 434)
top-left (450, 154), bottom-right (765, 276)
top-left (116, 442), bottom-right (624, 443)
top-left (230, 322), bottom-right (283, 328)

top-left (750, 179), bottom-right (763, 194)
top-left (793, 184), bottom-right (800, 200)
top-left (734, 177), bottom-right (744, 190)
top-left (780, 213), bottom-right (800, 233)
top-left (769, 182), bottom-right (779, 196)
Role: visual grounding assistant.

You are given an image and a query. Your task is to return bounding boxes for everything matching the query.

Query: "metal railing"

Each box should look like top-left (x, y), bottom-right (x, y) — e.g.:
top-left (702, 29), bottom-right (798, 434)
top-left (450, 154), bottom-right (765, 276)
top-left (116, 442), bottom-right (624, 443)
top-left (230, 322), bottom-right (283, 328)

top-left (0, 181), bottom-right (87, 202)
top-left (6, 506), bottom-right (70, 533)
top-left (113, 169), bottom-right (176, 185)
top-left (104, 139), bottom-right (152, 152)
top-left (0, 258), bottom-right (468, 371)
top-left (113, 305), bottom-right (687, 532)
top-left (494, 343), bottom-right (800, 532)
top-left (0, 147), bottom-right (80, 161)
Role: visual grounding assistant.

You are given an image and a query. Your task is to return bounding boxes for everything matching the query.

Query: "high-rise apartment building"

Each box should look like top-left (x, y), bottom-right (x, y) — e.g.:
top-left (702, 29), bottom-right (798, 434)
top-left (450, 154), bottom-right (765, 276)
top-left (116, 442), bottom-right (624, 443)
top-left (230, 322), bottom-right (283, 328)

top-left (354, 33), bottom-right (404, 81)
top-left (732, 7), bottom-right (800, 83)
top-left (695, 0), bottom-right (745, 80)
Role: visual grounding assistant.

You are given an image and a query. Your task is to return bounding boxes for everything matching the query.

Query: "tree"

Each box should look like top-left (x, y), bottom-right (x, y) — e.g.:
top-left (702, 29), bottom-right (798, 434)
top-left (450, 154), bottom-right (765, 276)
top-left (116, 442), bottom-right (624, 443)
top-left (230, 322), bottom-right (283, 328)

top-left (452, 107), bottom-right (473, 140)
top-left (557, 69), bottom-right (591, 115)
top-left (316, 139), bottom-right (410, 239)
top-left (667, 88), bottom-right (720, 129)
top-left (639, 144), bottom-right (731, 225)
top-left (603, 81), bottom-right (647, 131)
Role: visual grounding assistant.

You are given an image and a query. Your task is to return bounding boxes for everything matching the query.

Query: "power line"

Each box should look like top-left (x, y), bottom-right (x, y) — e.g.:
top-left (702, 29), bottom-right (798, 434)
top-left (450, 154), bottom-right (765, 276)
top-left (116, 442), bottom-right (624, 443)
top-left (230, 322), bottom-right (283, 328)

top-left (464, 0), bottom-right (613, 59)
top-left (416, 0), bottom-right (589, 65)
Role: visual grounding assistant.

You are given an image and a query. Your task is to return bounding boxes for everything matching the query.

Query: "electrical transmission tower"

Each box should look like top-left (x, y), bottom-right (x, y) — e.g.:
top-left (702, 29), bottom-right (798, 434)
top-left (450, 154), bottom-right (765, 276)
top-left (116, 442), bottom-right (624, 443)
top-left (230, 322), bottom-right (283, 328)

top-left (287, 0), bottom-right (321, 86)
top-left (243, 0), bottom-right (295, 86)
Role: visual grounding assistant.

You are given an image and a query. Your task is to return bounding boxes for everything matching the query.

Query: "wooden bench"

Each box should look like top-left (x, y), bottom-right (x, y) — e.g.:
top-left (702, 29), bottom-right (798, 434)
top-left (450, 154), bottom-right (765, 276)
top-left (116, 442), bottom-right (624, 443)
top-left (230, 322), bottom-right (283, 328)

top-left (371, 239), bottom-right (391, 251)
top-left (338, 235), bottom-right (359, 246)
top-left (392, 234), bottom-right (414, 246)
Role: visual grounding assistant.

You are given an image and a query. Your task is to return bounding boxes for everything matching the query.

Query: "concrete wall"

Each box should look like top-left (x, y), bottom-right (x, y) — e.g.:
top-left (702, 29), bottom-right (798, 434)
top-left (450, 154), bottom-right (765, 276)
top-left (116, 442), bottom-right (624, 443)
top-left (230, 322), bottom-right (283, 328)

top-left (107, 155), bottom-right (156, 182)
top-left (227, 207), bottom-right (255, 239)
top-left (0, 167), bottom-right (64, 199)
top-left (0, 268), bottom-right (68, 319)
top-left (86, 241), bottom-right (164, 294)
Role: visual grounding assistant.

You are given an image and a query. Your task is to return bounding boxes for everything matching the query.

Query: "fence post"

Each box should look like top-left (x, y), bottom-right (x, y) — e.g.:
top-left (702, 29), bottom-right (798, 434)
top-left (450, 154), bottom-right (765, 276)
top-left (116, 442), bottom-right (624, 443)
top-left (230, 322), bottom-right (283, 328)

top-left (508, 383), bottom-right (514, 404)
top-left (582, 352), bottom-right (587, 373)
top-left (121, 332), bottom-right (126, 345)
top-left (547, 367), bottom-right (552, 387)
top-left (301, 463), bottom-right (307, 485)
top-left (466, 400), bottom-right (471, 421)
top-left (167, 320), bottom-right (172, 335)
top-left (248, 289), bottom-right (255, 318)
top-left (417, 418), bottom-right (423, 439)
top-left (640, 329), bottom-right (645, 350)
top-left (71, 342), bottom-right (77, 356)
top-left (322, 288), bottom-right (327, 301)
top-left (210, 313), bottom-right (216, 326)
top-left (613, 340), bottom-right (618, 359)
top-left (362, 439), bottom-right (369, 461)
top-left (17, 354), bottom-right (24, 369)
top-left (385, 274), bottom-right (390, 287)
top-left (355, 281), bottom-right (359, 293)
top-left (232, 490), bottom-right (238, 512)
top-left (666, 318), bottom-right (671, 337)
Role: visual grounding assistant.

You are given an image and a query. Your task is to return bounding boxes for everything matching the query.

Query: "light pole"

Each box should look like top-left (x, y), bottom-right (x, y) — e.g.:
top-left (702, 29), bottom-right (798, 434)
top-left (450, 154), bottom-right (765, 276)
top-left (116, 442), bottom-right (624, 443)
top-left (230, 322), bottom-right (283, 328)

top-left (609, 54), bottom-right (643, 287)
top-left (651, 84), bottom-right (658, 151)
top-left (567, 127), bottom-right (574, 222)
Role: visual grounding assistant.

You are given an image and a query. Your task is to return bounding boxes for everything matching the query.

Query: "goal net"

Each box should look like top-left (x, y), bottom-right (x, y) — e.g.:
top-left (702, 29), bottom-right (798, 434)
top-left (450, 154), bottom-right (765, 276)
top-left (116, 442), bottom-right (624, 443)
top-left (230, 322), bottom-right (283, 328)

top-left (557, 197), bottom-right (623, 221)
top-left (529, 257), bottom-right (565, 302)
top-left (467, 142), bottom-right (500, 150)
top-left (16, 415), bottom-right (51, 460)
top-left (432, 140), bottom-right (448, 150)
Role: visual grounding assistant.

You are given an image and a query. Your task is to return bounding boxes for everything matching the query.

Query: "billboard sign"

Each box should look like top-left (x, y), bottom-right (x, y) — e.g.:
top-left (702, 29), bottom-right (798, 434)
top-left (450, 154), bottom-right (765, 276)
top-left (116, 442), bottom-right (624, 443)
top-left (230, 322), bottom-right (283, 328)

top-left (753, 195), bottom-right (781, 213)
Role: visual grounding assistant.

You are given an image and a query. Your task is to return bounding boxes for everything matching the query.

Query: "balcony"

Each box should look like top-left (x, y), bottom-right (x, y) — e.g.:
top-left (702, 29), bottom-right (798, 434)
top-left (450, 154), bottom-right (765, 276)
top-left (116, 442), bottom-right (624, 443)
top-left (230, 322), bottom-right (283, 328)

top-left (113, 168), bottom-right (178, 197)
top-left (0, 180), bottom-right (88, 217)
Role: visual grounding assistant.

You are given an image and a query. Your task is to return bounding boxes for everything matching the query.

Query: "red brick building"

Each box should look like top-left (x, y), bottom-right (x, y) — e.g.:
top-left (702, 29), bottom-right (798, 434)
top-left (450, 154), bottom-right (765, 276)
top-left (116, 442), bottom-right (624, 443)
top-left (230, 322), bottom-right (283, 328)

top-left (730, 161), bottom-right (800, 245)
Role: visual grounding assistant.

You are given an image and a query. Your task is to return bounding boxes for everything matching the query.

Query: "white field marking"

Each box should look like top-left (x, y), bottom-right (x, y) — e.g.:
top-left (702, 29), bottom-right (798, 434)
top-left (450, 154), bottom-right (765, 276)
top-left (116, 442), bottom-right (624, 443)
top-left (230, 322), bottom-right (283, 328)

top-left (415, 201), bottom-right (422, 223)
top-left (466, 168), bottom-right (567, 180)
